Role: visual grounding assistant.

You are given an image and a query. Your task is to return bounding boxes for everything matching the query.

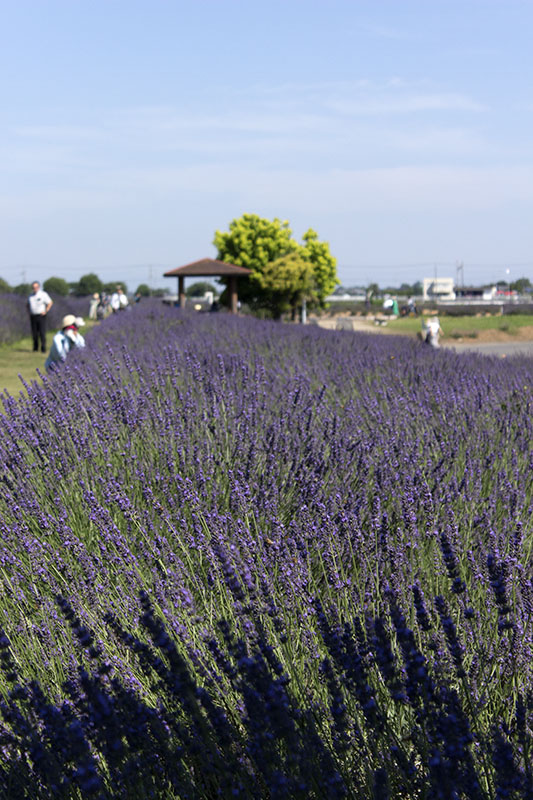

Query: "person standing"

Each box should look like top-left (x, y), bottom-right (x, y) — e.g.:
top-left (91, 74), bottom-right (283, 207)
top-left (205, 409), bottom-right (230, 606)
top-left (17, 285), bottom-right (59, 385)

top-left (422, 316), bottom-right (443, 348)
top-left (110, 285), bottom-right (128, 312)
top-left (27, 281), bottom-right (53, 352)
top-left (383, 296), bottom-right (393, 314)
top-left (89, 292), bottom-right (100, 320)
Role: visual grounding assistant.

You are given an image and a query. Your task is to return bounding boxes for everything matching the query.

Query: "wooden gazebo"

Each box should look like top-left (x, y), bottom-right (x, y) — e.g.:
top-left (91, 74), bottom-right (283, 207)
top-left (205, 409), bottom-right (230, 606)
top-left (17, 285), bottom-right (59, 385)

top-left (163, 258), bottom-right (251, 314)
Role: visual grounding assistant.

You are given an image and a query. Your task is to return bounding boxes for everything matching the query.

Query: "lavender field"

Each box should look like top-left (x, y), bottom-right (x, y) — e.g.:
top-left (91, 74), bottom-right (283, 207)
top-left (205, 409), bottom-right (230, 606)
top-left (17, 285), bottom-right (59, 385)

top-left (1, 303), bottom-right (532, 798)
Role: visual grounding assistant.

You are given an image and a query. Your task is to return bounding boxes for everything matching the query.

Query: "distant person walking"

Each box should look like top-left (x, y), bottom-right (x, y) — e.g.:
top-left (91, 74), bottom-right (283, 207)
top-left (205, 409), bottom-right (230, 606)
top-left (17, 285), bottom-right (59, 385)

top-left (383, 296), bottom-right (393, 315)
top-left (97, 292), bottom-right (110, 319)
top-left (45, 315), bottom-right (86, 371)
top-left (27, 281), bottom-right (53, 352)
top-left (383, 295), bottom-right (399, 317)
top-left (89, 292), bottom-right (100, 320)
top-left (422, 316), bottom-right (443, 348)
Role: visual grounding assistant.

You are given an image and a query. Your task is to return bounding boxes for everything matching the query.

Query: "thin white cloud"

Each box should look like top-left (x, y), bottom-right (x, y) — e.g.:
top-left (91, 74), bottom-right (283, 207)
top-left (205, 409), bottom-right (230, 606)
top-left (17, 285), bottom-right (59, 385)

top-left (2, 117), bottom-right (491, 176)
top-left (167, 164), bottom-right (533, 214)
top-left (3, 163), bottom-right (531, 216)
top-left (380, 126), bottom-right (493, 157)
top-left (358, 23), bottom-right (412, 41)
top-left (239, 78), bottom-right (486, 112)
top-left (15, 125), bottom-right (108, 142)
top-left (5, 86), bottom-right (488, 165)
top-left (326, 92), bottom-right (487, 115)
top-left (4, 76), bottom-right (488, 177)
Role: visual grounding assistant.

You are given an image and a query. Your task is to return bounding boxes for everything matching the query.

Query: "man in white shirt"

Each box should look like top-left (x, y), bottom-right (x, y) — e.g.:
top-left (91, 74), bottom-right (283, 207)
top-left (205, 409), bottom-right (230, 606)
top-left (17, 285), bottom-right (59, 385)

top-left (27, 281), bottom-right (53, 352)
top-left (110, 286), bottom-right (128, 312)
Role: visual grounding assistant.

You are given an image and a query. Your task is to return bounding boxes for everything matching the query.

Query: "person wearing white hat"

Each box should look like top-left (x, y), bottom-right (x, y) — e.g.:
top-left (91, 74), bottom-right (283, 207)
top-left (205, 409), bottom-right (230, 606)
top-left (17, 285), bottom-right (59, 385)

top-left (421, 316), bottom-right (443, 348)
top-left (45, 315), bottom-right (86, 371)
top-left (89, 293), bottom-right (100, 320)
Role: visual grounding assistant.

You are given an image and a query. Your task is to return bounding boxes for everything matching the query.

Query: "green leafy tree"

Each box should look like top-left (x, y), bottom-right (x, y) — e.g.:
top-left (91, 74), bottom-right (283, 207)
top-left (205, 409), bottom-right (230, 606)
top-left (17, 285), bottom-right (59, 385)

top-left (510, 277), bottom-right (532, 294)
top-left (103, 281), bottom-right (128, 295)
top-left (43, 277), bottom-right (69, 296)
top-left (214, 213), bottom-right (338, 315)
top-left (300, 229), bottom-right (337, 307)
top-left (13, 283), bottom-right (32, 296)
top-left (186, 281), bottom-right (218, 297)
top-left (135, 283), bottom-right (151, 297)
top-left (214, 214), bottom-right (298, 310)
top-left (254, 253), bottom-right (315, 319)
top-left (214, 214), bottom-right (298, 271)
top-left (0, 277), bottom-right (11, 293)
top-left (75, 273), bottom-right (103, 296)
top-left (396, 281), bottom-right (422, 296)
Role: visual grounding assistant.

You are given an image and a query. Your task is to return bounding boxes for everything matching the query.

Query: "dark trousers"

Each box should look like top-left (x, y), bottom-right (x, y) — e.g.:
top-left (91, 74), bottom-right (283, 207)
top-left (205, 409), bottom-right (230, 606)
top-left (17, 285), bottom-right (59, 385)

top-left (30, 314), bottom-right (47, 352)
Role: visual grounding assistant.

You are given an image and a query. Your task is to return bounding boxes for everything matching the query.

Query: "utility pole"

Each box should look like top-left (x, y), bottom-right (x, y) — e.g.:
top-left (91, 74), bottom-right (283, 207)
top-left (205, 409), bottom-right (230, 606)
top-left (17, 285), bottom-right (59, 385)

top-left (455, 261), bottom-right (464, 289)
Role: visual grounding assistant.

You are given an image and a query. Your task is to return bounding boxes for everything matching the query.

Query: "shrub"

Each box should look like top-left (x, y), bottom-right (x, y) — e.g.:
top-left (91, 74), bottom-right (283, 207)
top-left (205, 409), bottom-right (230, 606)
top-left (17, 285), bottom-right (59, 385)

top-left (0, 307), bottom-right (532, 796)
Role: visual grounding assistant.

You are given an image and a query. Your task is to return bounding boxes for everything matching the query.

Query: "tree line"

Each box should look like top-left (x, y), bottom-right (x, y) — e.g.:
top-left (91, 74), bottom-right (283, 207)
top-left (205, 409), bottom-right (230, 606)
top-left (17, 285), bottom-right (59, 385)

top-left (0, 274), bottom-right (169, 298)
top-left (2, 211), bottom-right (531, 315)
top-left (0, 214), bottom-right (338, 318)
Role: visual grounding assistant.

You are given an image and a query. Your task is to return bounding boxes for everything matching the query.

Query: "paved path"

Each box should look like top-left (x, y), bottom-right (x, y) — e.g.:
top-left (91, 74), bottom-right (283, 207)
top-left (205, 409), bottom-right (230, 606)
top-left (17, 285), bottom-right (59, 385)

top-left (443, 340), bottom-right (533, 357)
top-left (313, 318), bottom-right (533, 358)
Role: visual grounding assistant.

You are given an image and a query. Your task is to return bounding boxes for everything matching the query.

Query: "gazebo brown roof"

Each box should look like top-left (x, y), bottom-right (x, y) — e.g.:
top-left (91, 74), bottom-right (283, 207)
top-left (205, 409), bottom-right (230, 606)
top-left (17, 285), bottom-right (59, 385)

top-left (163, 258), bottom-right (251, 313)
top-left (163, 258), bottom-right (252, 278)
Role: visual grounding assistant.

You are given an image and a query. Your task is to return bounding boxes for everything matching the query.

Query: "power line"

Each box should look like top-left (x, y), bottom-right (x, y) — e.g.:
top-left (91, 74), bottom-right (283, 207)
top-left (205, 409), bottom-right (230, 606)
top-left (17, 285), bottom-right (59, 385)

top-left (339, 262), bottom-right (454, 270)
top-left (339, 262), bottom-right (533, 271)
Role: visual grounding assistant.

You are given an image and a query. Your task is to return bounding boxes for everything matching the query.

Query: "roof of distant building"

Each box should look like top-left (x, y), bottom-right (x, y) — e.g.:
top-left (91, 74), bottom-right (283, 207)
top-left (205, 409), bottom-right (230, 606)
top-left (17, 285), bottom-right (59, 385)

top-left (163, 258), bottom-right (252, 277)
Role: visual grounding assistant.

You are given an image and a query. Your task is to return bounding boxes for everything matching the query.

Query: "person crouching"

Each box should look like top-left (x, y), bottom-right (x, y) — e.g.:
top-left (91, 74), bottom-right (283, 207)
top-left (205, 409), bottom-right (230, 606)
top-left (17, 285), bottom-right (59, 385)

top-left (45, 315), bottom-right (86, 371)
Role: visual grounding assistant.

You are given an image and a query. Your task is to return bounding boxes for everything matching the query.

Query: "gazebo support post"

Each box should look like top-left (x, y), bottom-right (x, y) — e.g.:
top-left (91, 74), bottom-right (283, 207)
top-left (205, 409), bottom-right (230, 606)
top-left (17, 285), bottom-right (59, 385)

top-left (178, 276), bottom-right (186, 309)
top-left (229, 276), bottom-right (238, 314)
top-left (163, 259), bottom-right (251, 310)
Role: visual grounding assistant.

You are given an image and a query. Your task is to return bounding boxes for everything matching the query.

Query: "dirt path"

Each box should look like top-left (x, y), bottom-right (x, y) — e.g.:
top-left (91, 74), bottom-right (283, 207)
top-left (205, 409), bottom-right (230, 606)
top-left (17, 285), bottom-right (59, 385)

top-left (445, 340), bottom-right (533, 357)
top-left (454, 324), bottom-right (533, 343)
top-left (312, 317), bottom-right (533, 345)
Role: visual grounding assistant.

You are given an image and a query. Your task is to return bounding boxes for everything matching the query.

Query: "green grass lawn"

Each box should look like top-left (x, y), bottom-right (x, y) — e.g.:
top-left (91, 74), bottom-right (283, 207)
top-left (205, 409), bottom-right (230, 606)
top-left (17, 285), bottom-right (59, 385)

top-left (0, 337), bottom-right (47, 397)
top-left (0, 321), bottom-right (99, 398)
top-left (387, 313), bottom-right (533, 338)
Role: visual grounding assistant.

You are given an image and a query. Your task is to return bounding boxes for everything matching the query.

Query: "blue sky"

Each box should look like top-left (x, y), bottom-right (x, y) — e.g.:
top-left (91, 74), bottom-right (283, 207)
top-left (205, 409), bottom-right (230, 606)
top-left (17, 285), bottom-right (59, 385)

top-left (1, 0), bottom-right (532, 291)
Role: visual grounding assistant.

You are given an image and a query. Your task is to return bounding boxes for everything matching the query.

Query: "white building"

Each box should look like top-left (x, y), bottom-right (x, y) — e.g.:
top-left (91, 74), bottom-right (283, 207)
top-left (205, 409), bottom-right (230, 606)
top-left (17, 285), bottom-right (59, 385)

top-left (326, 292), bottom-right (366, 302)
top-left (422, 277), bottom-right (456, 302)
